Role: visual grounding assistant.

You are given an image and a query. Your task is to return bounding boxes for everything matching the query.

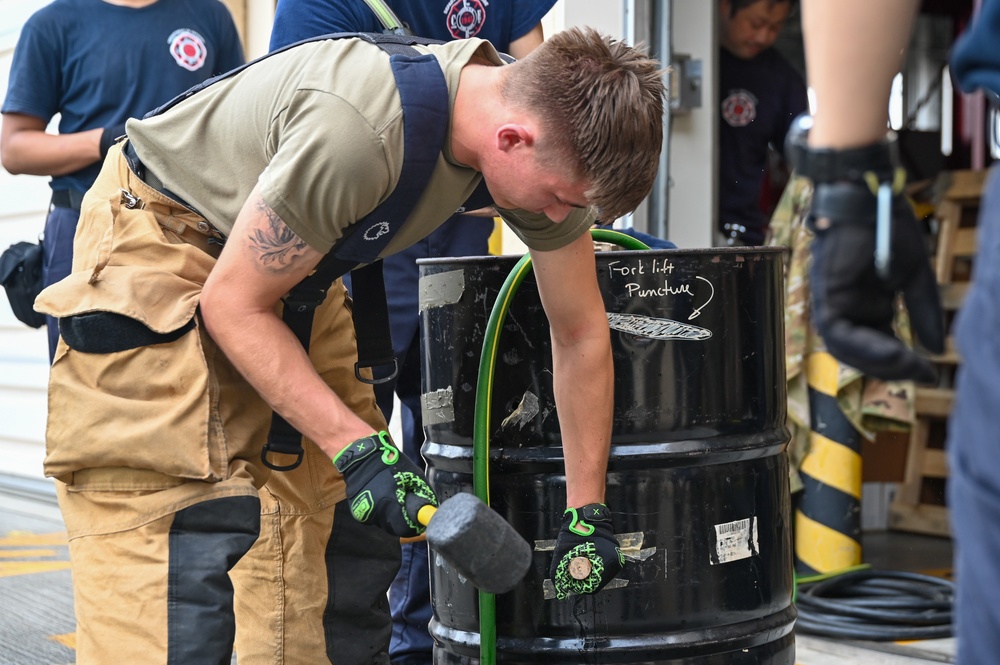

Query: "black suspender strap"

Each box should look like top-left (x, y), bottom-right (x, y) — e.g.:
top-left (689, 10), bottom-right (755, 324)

top-left (350, 263), bottom-right (396, 382)
top-left (261, 44), bottom-right (450, 471)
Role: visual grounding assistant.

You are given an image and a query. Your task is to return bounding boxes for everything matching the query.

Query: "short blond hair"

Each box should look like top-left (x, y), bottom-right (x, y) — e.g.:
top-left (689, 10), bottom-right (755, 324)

top-left (501, 27), bottom-right (665, 221)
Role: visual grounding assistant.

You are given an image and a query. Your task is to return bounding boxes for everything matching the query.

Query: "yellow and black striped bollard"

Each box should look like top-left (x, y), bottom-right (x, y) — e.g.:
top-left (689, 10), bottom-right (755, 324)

top-left (795, 351), bottom-right (863, 575)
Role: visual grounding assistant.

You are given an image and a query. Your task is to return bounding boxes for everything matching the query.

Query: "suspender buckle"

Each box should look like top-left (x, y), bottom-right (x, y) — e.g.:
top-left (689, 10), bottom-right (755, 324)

top-left (261, 440), bottom-right (305, 471)
top-left (120, 189), bottom-right (143, 210)
top-left (283, 288), bottom-right (328, 314)
top-left (355, 357), bottom-right (398, 385)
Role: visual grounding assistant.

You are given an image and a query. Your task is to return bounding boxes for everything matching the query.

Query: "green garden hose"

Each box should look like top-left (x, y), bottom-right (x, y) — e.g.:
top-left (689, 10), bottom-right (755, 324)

top-left (471, 228), bottom-right (650, 664)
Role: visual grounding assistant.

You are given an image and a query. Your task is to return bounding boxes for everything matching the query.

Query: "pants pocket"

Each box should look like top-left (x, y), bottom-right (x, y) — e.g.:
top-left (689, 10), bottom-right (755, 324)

top-left (46, 312), bottom-right (224, 482)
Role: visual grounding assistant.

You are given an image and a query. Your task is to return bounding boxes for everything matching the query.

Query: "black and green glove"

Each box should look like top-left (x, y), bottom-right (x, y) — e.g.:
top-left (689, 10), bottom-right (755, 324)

top-left (333, 430), bottom-right (437, 538)
top-left (549, 503), bottom-right (624, 600)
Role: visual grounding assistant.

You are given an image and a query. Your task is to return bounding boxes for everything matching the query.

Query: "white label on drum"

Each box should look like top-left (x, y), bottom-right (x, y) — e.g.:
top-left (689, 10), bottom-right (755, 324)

top-left (710, 516), bottom-right (759, 565)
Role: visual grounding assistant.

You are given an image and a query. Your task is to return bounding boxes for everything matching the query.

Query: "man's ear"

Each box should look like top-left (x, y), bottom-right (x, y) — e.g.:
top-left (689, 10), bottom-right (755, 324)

top-left (495, 123), bottom-right (534, 152)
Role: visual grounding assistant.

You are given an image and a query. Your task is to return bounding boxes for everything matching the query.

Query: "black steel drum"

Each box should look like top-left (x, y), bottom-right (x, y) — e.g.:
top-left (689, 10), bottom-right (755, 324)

top-left (418, 247), bottom-right (794, 664)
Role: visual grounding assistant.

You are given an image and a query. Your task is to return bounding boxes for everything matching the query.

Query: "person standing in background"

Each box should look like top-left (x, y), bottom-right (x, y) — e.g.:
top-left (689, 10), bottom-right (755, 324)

top-left (269, 3), bottom-right (555, 663)
top-left (0, 0), bottom-right (244, 360)
top-left (717, 0), bottom-right (807, 245)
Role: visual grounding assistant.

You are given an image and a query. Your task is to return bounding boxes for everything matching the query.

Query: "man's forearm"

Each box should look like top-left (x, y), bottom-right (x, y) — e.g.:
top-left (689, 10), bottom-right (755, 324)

top-left (0, 125), bottom-right (102, 176)
top-left (802, 0), bottom-right (919, 148)
top-left (201, 297), bottom-right (375, 460)
top-left (530, 233), bottom-right (613, 508)
top-left (552, 332), bottom-right (613, 507)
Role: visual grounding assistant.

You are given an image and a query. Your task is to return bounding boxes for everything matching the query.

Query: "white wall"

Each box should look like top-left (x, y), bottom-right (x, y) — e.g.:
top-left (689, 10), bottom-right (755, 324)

top-left (667, 1), bottom-right (716, 249)
top-left (244, 0), bottom-right (275, 59)
top-left (0, 0), bottom-right (57, 482)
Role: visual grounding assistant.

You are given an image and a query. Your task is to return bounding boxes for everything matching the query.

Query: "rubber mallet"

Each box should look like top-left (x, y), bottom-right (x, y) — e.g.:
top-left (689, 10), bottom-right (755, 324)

top-left (409, 492), bottom-right (533, 594)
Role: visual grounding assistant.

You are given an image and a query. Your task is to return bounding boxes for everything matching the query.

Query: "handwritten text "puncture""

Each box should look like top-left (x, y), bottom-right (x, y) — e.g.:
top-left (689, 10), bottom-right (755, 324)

top-left (624, 281), bottom-right (694, 298)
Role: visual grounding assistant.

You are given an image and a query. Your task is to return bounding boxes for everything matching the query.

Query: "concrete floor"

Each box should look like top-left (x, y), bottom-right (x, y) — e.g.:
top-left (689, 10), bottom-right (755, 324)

top-left (861, 530), bottom-right (953, 577)
top-left (0, 487), bottom-right (73, 665)
top-left (0, 481), bottom-right (956, 665)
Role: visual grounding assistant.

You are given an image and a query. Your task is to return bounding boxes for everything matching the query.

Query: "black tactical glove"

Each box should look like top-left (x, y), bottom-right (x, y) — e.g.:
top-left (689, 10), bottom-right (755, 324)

top-left (333, 430), bottom-right (437, 538)
top-left (785, 115), bottom-right (945, 383)
top-left (807, 181), bottom-right (945, 383)
top-left (549, 503), bottom-right (624, 600)
top-left (99, 123), bottom-right (128, 159)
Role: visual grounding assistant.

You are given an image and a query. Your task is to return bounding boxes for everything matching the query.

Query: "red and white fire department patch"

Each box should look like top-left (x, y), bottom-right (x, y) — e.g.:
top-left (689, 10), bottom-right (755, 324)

top-left (168, 29), bottom-right (208, 72)
top-left (445, 0), bottom-right (487, 40)
top-left (721, 89), bottom-right (757, 127)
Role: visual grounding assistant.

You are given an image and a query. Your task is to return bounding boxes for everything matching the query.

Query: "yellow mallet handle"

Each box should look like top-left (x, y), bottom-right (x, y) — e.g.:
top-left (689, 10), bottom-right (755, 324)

top-left (399, 504), bottom-right (438, 544)
top-left (417, 504), bottom-right (437, 527)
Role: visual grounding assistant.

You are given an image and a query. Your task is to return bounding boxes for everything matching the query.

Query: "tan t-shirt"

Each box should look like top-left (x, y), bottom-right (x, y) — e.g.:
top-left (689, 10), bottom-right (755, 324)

top-left (127, 37), bottom-right (595, 257)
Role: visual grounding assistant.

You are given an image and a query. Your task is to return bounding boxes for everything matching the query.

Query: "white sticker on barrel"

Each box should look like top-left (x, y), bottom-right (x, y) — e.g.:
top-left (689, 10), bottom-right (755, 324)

top-left (421, 387), bottom-right (454, 426)
top-left (710, 516), bottom-right (759, 565)
top-left (418, 269), bottom-right (465, 311)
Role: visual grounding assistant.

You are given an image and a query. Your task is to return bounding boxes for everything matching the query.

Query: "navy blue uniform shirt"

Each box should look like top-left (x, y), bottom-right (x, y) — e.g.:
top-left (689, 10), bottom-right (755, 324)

top-left (718, 46), bottom-right (807, 244)
top-left (270, 0), bottom-right (553, 52)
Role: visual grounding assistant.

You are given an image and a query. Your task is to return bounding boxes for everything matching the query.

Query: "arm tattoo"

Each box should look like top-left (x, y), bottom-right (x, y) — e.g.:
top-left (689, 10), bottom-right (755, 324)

top-left (249, 200), bottom-right (308, 270)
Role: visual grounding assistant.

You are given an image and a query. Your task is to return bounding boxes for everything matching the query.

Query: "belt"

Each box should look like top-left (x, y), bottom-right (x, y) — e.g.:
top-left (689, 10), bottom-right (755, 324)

top-left (51, 189), bottom-right (87, 212)
top-left (122, 140), bottom-right (197, 213)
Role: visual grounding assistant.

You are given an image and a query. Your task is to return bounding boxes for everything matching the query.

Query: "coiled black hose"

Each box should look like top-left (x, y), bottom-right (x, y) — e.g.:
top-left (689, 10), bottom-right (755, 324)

top-left (795, 569), bottom-right (954, 641)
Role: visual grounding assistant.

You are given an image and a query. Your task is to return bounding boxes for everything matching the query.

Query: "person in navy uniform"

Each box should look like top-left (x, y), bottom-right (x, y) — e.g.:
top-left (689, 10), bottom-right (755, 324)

top-left (717, 0), bottom-right (807, 245)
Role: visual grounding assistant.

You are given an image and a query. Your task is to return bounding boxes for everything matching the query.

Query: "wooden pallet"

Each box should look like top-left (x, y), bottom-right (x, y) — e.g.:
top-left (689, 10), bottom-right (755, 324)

top-left (888, 388), bottom-right (952, 537)
top-left (888, 170), bottom-right (984, 538)
top-left (932, 169), bottom-right (984, 285)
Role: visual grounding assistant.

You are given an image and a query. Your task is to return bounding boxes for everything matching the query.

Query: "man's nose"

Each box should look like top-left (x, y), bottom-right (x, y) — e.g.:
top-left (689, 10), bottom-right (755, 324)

top-left (755, 27), bottom-right (777, 47)
top-left (545, 203), bottom-right (572, 223)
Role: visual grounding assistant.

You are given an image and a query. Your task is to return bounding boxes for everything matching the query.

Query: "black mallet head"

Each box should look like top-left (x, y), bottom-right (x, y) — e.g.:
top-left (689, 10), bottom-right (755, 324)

top-left (424, 492), bottom-right (532, 594)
